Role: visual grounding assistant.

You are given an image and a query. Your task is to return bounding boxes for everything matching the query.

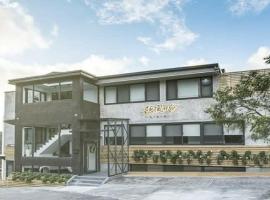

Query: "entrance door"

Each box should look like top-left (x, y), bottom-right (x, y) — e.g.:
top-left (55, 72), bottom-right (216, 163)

top-left (86, 142), bottom-right (97, 172)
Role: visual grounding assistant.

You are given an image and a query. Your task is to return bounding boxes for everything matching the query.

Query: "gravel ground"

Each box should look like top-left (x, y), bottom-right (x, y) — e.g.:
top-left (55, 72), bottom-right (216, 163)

top-left (1, 176), bottom-right (270, 200)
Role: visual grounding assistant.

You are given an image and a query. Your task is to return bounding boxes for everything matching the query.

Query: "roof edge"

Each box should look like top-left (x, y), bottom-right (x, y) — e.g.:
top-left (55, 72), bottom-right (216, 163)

top-left (98, 63), bottom-right (220, 79)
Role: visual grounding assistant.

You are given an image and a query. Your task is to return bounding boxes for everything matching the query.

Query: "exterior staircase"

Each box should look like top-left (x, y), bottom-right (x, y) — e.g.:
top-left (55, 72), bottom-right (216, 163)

top-left (34, 129), bottom-right (72, 157)
top-left (67, 175), bottom-right (108, 187)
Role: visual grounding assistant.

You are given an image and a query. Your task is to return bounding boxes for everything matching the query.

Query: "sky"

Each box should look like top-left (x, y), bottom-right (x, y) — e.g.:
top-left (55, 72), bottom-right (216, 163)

top-left (0, 0), bottom-right (270, 131)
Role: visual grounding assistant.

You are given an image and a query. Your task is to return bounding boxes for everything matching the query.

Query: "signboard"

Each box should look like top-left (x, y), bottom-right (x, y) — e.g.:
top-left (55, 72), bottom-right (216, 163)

top-left (144, 104), bottom-right (177, 117)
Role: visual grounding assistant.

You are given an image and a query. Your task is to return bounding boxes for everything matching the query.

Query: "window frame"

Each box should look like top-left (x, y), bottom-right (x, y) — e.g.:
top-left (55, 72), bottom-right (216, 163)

top-left (129, 122), bottom-right (245, 145)
top-left (22, 80), bottom-right (73, 104)
top-left (104, 81), bottom-right (160, 105)
top-left (166, 76), bottom-right (213, 100)
top-left (83, 80), bottom-right (99, 104)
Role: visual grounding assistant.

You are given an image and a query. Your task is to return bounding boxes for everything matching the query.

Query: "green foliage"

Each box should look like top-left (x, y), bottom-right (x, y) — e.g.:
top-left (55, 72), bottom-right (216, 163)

top-left (152, 155), bottom-right (159, 163)
top-left (206, 71), bottom-right (270, 142)
top-left (160, 151), bottom-right (167, 163)
top-left (265, 55), bottom-right (270, 64)
top-left (133, 150), bottom-right (270, 167)
top-left (11, 172), bottom-right (72, 184)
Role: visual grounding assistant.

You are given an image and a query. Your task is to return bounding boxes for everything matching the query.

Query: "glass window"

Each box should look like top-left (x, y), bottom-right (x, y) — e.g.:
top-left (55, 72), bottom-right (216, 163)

top-left (224, 124), bottom-right (244, 144)
top-left (146, 125), bottom-right (162, 144)
top-left (117, 85), bottom-right (129, 103)
top-left (23, 85), bottom-right (33, 104)
top-left (60, 81), bottom-right (72, 100)
top-left (183, 124), bottom-right (201, 144)
top-left (22, 126), bottom-right (72, 158)
top-left (201, 77), bottom-right (212, 97)
top-left (167, 80), bottom-right (177, 100)
top-left (178, 79), bottom-right (199, 98)
top-left (83, 82), bottom-right (98, 103)
top-left (23, 127), bottom-right (33, 157)
top-left (130, 126), bottom-right (145, 145)
top-left (104, 125), bottom-right (123, 145)
top-left (33, 83), bottom-right (60, 102)
top-left (130, 84), bottom-right (145, 102)
top-left (146, 82), bottom-right (159, 101)
top-left (44, 83), bottom-right (61, 101)
top-left (203, 124), bottom-right (223, 144)
top-left (204, 124), bottom-right (223, 136)
top-left (164, 125), bottom-right (182, 144)
top-left (105, 86), bottom-right (117, 104)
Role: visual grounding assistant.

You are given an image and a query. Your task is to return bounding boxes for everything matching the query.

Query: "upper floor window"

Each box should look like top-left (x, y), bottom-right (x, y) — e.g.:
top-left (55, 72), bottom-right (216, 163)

top-left (167, 77), bottom-right (212, 100)
top-left (83, 81), bottom-right (98, 103)
top-left (104, 82), bottom-right (159, 104)
top-left (23, 81), bottom-right (73, 104)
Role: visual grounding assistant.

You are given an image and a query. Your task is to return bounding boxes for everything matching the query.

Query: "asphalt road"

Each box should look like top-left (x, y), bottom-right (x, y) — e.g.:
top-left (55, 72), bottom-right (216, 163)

top-left (1, 176), bottom-right (270, 200)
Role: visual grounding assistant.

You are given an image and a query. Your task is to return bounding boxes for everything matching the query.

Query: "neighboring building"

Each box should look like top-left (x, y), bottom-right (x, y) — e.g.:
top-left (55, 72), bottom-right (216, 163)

top-left (2, 64), bottom-right (270, 178)
top-left (1, 91), bottom-right (15, 180)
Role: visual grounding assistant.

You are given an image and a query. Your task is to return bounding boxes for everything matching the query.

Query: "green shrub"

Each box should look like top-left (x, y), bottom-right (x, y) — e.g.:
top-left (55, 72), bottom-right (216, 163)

top-left (170, 154), bottom-right (178, 164)
top-left (244, 151), bottom-right (252, 160)
top-left (152, 155), bottom-right (159, 163)
top-left (188, 150), bottom-right (195, 158)
top-left (206, 158), bottom-right (211, 165)
top-left (196, 150), bottom-right (203, 159)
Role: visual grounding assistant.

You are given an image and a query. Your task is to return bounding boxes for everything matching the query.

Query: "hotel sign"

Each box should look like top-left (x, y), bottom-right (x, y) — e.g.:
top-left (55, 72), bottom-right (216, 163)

top-left (144, 104), bottom-right (177, 115)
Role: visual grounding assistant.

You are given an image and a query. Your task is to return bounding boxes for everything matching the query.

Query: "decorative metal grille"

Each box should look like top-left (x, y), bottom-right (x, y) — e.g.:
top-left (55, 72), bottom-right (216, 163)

top-left (102, 118), bottom-right (129, 177)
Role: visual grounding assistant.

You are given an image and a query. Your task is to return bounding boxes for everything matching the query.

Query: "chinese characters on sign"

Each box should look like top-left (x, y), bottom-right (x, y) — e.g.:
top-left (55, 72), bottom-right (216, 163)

top-left (144, 104), bottom-right (177, 119)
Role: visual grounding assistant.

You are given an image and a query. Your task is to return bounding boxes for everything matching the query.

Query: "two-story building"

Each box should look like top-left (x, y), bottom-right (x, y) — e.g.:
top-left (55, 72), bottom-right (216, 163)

top-left (2, 63), bottom-right (270, 178)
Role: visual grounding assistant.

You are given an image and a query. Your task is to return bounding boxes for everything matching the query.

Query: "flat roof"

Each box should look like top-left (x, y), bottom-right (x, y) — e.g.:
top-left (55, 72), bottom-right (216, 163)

top-left (9, 63), bottom-right (220, 85)
top-left (99, 63), bottom-right (220, 79)
top-left (9, 70), bottom-right (97, 85)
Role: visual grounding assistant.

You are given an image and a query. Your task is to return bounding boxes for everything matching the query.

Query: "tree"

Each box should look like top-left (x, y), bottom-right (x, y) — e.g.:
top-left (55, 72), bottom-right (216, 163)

top-left (265, 55), bottom-right (270, 64)
top-left (206, 71), bottom-right (270, 142)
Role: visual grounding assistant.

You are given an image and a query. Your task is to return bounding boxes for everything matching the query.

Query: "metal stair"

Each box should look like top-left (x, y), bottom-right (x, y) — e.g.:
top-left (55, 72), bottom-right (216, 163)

top-left (67, 175), bottom-right (108, 187)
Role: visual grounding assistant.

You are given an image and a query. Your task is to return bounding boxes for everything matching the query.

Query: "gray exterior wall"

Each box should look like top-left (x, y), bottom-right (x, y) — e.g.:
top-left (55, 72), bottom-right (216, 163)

top-left (4, 91), bottom-right (15, 147)
top-left (12, 76), bottom-right (100, 174)
top-left (100, 76), bottom-right (218, 124)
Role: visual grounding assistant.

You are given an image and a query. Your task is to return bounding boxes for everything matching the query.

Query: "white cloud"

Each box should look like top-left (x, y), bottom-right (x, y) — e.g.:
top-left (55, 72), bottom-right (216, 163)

top-left (139, 56), bottom-right (150, 66)
top-left (50, 24), bottom-right (59, 37)
top-left (247, 46), bottom-right (270, 69)
top-left (229, 0), bottom-right (270, 15)
top-left (185, 58), bottom-right (208, 66)
top-left (0, 0), bottom-right (50, 56)
top-left (90, 0), bottom-right (197, 53)
top-left (0, 54), bottom-right (138, 130)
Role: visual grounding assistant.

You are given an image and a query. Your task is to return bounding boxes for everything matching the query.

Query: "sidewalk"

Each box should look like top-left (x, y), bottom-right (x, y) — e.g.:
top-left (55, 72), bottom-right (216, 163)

top-left (127, 171), bottom-right (270, 177)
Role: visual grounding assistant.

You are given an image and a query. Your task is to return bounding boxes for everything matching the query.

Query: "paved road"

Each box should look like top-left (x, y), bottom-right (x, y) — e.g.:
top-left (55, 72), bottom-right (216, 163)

top-left (1, 176), bottom-right (270, 200)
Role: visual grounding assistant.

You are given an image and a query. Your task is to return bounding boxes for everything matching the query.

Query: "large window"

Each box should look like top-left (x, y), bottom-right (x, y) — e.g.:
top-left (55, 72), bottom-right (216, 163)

top-left (60, 81), bottom-right (72, 100)
top-left (130, 126), bottom-right (146, 145)
top-left (146, 125), bottom-right (162, 144)
top-left (22, 125), bottom-right (72, 158)
top-left (178, 79), bottom-right (199, 98)
top-left (105, 87), bottom-right (117, 104)
top-left (23, 81), bottom-right (73, 104)
top-left (164, 125), bottom-right (182, 144)
top-left (83, 81), bottom-right (98, 103)
top-left (203, 123), bottom-right (223, 144)
top-left (104, 125), bottom-right (123, 145)
top-left (129, 122), bottom-right (244, 145)
top-left (167, 77), bottom-right (212, 100)
top-left (117, 85), bottom-right (129, 103)
top-left (130, 84), bottom-right (145, 102)
top-left (182, 124), bottom-right (201, 144)
top-left (104, 82), bottom-right (159, 104)
top-left (224, 124), bottom-right (244, 144)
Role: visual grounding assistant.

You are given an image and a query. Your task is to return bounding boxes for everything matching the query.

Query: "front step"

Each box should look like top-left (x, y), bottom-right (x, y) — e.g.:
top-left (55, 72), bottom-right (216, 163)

top-left (67, 175), bottom-right (108, 187)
